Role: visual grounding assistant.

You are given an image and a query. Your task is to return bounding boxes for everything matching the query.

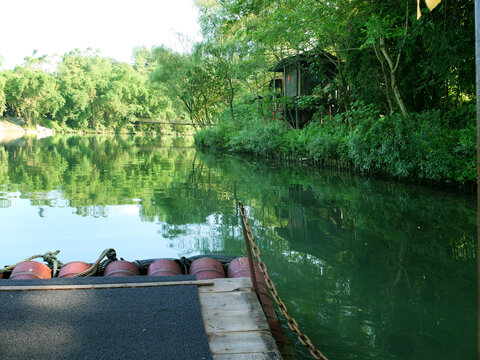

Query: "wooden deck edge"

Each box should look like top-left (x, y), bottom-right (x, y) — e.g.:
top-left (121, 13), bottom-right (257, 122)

top-left (213, 351), bottom-right (283, 359)
top-left (0, 279), bottom-right (214, 291)
top-left (199, 277), bottom-right (283, 360)
top-left (198, 277), bottom-right (254, 293)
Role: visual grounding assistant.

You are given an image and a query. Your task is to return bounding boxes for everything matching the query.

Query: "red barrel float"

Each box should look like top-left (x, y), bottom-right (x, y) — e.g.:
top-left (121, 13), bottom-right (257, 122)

top-left (104, 260), bottom-right (139, 277)
top-left (227, 257), bottom-right (264, 279)
top-left (58, 261), bottom-right (91, 278)
top-left (228, 257), bottom-right (269, 301)
top-left (10, 261), bottom-right (52, 280)
top-left (189, 257), bottom-right (225, 280)
top-left (147, 259), bottom-right (182, 277)
top-left (227, 257), bottom-right (283, 336)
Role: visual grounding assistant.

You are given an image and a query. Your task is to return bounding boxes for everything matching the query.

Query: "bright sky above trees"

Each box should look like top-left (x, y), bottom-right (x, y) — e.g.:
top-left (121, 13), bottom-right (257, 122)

top-left (0, 0), bottom-right (201, 69)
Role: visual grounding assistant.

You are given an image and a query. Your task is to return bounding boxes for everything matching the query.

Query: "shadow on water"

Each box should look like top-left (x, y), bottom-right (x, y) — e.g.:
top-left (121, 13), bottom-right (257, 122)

top-left (0, 135), bottom-right (476, 360)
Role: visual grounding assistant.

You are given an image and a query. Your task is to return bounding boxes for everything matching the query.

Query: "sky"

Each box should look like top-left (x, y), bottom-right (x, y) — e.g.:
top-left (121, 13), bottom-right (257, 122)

top-left (0, 0), bottom-right (201, 69)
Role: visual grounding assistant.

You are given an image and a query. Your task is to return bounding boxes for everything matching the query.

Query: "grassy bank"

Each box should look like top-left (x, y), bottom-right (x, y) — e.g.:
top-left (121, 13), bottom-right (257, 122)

top-left (194, 105), bottom-right (476, 185)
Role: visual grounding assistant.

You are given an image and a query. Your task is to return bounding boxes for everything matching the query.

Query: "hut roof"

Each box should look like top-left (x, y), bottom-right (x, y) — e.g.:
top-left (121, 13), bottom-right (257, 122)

top-left (270, 49), bottom-right (337, 72)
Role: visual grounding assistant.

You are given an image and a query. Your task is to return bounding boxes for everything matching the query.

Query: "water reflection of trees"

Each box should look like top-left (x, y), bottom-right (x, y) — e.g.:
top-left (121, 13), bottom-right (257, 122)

top-left (0, 137), bottom-right (476, 360)
top-left (1, 135), bottom-right (196, 210)
top-left (195, 151), bottom-right (476, 360)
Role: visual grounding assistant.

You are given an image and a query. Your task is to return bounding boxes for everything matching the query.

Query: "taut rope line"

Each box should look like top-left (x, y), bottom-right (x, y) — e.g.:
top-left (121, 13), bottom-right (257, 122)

top-left (0, 250), bottom-right (63, 277)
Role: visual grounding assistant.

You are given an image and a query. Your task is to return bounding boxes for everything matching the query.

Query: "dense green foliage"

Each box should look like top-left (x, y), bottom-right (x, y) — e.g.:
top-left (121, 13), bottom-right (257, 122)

top-left (191, 0), bottom-right (475, 184)
top-left (196, 103), bottom-right (476, 183)
top-left (0, 48), bottom-right (191, 133)
top-left (5, 67), bottom-right (64, 126)
top-left (0, 0), bottom-right (475, 183)
top-left (0, 73), bottom-right (6, 115)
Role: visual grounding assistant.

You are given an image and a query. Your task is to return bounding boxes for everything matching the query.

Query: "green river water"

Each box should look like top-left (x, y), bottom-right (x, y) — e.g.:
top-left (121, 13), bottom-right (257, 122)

top-left (0, 135), bottom-right (476, 359)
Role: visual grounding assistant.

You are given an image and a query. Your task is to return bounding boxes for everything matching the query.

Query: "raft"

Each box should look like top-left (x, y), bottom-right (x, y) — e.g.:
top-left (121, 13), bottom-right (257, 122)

top-left (0, 253), bottom-right (285, 360)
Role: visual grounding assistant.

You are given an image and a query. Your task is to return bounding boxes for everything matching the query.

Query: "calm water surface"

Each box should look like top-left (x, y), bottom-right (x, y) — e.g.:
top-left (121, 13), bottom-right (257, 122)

top-left (0, 135), bottom-right (476, 359)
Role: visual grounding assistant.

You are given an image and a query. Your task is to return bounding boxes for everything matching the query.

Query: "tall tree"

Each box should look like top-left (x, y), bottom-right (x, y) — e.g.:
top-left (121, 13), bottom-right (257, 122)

top-left (363, 1), bottom-right (411, 117)
top-left (56, 49), bottom-right (109, 129)
top-left (151, 46), bottom-right (222, 127)
top-left (5, 67), bottom-right (64, 126)
top-left (0, 71), bottom-right (7, 116)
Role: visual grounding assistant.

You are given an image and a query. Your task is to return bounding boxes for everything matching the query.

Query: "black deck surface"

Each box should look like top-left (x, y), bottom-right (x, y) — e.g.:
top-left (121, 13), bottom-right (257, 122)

top-left (0, 275), bottom-right (212, 360)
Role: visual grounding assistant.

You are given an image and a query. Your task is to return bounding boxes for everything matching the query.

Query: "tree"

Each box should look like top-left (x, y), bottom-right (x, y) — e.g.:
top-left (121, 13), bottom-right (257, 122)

top-left (363, 2), bottom-right (411, 117)
top-left (151, 46), bottom-right (222, 127)
top-left (133, 46), bottom-right (159, 76)
top-left (56, 49), bottom-right (110, 129)
top-left (99, 62), bottom-right (173, 129)
top-left (5, 67), bottom-right (64, 126)
top-left (0, 72), bottom-right (7, 116)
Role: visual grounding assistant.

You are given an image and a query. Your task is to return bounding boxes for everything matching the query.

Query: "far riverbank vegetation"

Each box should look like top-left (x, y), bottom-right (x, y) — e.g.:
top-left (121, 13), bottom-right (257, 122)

top-left (0, 0), bottom-right (475, 184)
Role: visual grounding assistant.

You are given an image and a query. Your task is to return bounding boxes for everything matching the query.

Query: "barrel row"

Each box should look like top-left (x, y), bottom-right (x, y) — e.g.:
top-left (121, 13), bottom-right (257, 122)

top-left (2, 256), bottom-right (281, 342)
top-left (3, 257), bottom-right (262, 281)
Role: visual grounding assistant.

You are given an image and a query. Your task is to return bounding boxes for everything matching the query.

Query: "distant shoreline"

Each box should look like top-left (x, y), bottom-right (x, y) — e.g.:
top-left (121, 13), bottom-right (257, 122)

top-left (0, 118), bottom-right (54, 143)
top-left (0, 118), bottom-right (195, 143)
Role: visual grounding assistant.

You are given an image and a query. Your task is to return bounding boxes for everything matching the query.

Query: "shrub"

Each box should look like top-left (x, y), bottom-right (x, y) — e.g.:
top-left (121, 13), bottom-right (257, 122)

top-left (194, 102), bottom-right (476, 184)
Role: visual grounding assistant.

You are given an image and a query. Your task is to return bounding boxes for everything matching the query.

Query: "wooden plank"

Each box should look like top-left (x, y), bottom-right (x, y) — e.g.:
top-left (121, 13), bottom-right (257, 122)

top-left (208, 330), bottom-right (281, 356)
top-left (199, 291), bottom-right (260, 313)
top-left (202, 309), bottom-right (269, 333)
top-left (198, 277), bottom-right (253, 293)
top-left (213, 352), bottom-right (282, 360)
top-left (0, 279), bottom-right (214, 292)
top-left (199, 279), bottom-right (282, 358)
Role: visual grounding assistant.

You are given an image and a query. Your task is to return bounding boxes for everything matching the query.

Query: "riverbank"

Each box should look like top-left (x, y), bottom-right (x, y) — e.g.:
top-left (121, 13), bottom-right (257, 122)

top-left (0, 117), bottom-right (194, 143)
top-left (194, 107), bottom-right (476, 186)
top-left (0, 117), bottom-right (54, 143)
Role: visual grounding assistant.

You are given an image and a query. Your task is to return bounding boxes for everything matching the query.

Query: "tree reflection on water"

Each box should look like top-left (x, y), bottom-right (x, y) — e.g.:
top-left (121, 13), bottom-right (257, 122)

top-left (0, 135), bottom-right (476, 360)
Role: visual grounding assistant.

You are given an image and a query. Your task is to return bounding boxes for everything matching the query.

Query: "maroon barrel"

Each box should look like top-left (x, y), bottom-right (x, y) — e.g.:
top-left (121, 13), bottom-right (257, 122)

top-left (227, 257), bottom-right (264, 279)
top-left (228, 257), bottom-right (269, 297)
top-left (58, 261), bottom-right (91, 278)
top-left (227, 257), bottom-right (278, 326)
top-left (104, 260), bottom-right (139, 277)
top-left (10, 261), bottom-right (52, 280)
top-left (148, 259), bottom-right (182, 277)
top-left (189, 257), bottom-right (225, 280)
top-left (228, 257), bottom-right (290, 345)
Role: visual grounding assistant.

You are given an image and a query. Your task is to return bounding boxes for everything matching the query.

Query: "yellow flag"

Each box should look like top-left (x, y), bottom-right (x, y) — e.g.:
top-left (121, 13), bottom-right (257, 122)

top-left (425, 0), bottom-right (441, 11)
top-left (417, 0), bottom-right (442, 19)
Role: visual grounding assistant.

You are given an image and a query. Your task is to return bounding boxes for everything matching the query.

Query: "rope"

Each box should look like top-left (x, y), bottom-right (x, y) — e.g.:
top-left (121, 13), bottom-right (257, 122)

top-left (0, 250), bottom-right (63, 277)
top-left (43, 250), bottom-right (63, 278)
top-left (74, 248), bottom-right (117, 277)
top-left (239, 202), bottom-right (329, 360)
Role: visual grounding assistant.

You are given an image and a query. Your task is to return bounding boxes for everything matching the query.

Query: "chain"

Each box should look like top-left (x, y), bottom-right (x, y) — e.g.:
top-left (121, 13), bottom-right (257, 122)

top-left (239, 202), bottom-right (329, 360)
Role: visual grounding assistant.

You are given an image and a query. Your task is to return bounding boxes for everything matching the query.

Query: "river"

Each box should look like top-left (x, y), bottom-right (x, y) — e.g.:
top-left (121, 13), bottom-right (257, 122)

top-left (0, 135), bottom-right (476, 359)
